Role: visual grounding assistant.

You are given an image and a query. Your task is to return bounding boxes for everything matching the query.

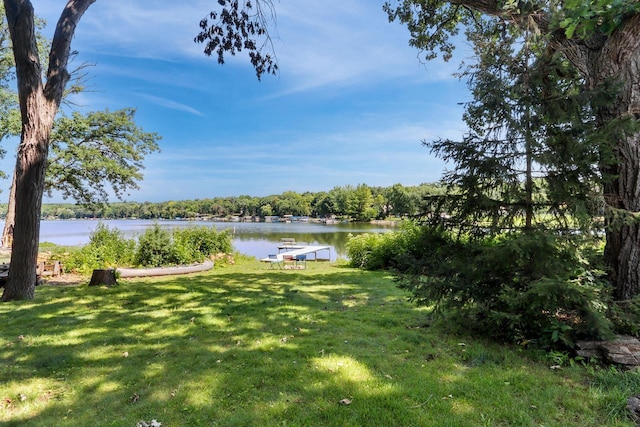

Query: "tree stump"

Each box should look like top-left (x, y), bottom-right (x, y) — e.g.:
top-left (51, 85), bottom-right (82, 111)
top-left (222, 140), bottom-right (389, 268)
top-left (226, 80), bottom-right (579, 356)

top-left (89, 269), bottom-right (117, 287)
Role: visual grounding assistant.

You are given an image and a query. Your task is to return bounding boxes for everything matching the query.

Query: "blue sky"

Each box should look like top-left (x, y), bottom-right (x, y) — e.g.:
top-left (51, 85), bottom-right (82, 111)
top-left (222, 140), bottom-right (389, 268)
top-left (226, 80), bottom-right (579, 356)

top-left (5, 1), bottom-right (471, 203)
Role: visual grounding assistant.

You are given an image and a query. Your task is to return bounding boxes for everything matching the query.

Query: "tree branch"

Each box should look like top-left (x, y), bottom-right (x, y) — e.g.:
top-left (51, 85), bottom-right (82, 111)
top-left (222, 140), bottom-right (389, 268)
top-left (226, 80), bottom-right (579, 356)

top-left (44, 0), bottom-right (95, 104)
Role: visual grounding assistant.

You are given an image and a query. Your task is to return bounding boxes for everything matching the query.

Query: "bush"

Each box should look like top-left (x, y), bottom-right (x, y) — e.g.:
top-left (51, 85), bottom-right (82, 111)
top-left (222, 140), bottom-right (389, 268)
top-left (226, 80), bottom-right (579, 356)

top-left (401, 230), bottom-right (613, 347)
top-left (346, 221), bottom-right (461, 273)
top-left (64, 223), bottom-right (234, 272)
top-left (135, 224), bottom-right (233, 267)
top-left (65, 223), bottom-right (136, 274)
top-left (350, 223), bottom-right (613, 348)
top-left (135, 224), bottom-right (178, 267)
top-left (346, 232), bottom-right (395, 270)
top-left (609, 298), bottom-right (640, 337)
top-left (172, 226), bottom-right (233, 264)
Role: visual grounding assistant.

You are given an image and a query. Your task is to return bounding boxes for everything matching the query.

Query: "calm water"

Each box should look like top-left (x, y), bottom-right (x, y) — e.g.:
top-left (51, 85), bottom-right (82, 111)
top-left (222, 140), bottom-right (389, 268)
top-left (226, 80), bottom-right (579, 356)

top-left (23, 219), bottom-right (395, 261)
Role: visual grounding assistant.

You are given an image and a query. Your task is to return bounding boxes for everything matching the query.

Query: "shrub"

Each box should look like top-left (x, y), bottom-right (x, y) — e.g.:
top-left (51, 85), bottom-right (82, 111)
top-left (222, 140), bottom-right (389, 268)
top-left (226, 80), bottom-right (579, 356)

top-left (346, 221), bottom-right (462, 273)
top-left (62, 223), bottom-right (233, 272)
top-left (134, 224), bottom-right (233, 267)
top-left (135, 224), bottom-right (178, 267)
top-left (346, 232), bottom-right (395, 270)
top-left (609, 298), bottom-right (640, 337)
top-left (355, 223), bottom-right (613, 348)
top-left (65, 223), bottom-right (136, 274)
top-left (172, 226), bottom-right (232, 264)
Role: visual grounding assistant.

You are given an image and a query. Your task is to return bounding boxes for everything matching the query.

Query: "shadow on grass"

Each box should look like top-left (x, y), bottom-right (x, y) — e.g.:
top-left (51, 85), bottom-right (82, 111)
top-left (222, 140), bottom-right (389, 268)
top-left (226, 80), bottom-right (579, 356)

top-left (0, 263), bottom-right (618, 426)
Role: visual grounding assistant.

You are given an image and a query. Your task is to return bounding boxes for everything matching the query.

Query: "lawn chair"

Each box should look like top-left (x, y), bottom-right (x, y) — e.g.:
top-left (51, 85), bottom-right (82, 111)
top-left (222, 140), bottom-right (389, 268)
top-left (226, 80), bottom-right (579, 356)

top-left (267, 254), bottom-right (283, 269)
top-left (283, 254), bottom-right (296, 269)
top-left (295, 254), bottom-right (307, 269)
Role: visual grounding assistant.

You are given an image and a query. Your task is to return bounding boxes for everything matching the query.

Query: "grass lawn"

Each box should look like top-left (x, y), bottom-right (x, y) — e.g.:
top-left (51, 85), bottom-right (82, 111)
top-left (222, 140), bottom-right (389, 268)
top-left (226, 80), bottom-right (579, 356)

top-left (0, 259), bottom-right (638, 426)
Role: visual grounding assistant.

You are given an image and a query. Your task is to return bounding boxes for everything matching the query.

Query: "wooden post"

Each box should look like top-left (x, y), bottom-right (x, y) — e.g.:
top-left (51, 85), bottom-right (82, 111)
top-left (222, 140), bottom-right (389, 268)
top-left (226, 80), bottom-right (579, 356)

top-left (89, 269), bottom-right (117, 287)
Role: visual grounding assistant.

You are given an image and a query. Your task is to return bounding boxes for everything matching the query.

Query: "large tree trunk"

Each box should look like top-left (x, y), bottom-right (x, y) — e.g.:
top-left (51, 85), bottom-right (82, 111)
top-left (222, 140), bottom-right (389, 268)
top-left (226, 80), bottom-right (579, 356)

top-left (2, 96), bottom-right (55, 300)
top-left (1, 0), bottom-right (94, 301)
top-left (599, 91), bottom-right (640, 301)
top-left (588, 15), bottom-right (640, 301)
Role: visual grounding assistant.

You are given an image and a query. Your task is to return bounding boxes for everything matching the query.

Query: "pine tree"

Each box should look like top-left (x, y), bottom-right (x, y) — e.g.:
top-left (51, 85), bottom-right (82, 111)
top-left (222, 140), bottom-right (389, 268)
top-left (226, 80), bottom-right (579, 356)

top-left (423, 17), bottom-right (628, 236)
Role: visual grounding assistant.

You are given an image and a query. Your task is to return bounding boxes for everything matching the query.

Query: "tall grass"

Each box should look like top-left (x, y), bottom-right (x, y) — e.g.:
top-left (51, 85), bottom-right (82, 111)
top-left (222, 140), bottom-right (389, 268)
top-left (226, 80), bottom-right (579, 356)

top-left (0, 260), bottom-right (636, 426)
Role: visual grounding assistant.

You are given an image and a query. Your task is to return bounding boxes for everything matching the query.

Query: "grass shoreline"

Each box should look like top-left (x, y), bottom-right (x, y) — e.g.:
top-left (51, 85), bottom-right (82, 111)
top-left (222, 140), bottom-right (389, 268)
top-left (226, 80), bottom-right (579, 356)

top-left (1, 259), bottom-right (638, 426)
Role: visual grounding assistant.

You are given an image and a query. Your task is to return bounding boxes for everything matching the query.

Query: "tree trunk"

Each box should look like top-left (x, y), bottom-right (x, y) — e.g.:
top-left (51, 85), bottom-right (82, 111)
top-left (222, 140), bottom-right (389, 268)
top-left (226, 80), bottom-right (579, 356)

top-left (1, 103), bottom-right (54, 301)
top-left (589, 15), bottom-right (640, 301)
top-left (1, 0), bottom-right (95, 301)
top-left (2, 170), bottom-right (16, 249)
top-left (89, 269), bottom-right (116, 286)
top-left (601, 105), bottom-right (640, 301)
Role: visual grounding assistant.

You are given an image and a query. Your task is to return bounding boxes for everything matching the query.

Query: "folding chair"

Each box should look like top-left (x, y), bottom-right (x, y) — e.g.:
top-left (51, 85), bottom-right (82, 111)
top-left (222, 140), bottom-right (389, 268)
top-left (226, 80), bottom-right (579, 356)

top-left (268, 254), bottom-right (283, 269)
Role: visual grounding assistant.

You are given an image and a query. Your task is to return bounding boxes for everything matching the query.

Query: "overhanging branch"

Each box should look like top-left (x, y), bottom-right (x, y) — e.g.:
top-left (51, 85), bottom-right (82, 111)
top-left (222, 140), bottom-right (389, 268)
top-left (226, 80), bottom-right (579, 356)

top-left (44, 0), bottom-right (95, 104)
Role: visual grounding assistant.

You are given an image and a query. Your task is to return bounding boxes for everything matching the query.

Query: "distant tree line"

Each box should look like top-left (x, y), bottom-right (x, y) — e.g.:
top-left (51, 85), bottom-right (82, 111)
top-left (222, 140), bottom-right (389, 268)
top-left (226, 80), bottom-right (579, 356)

top-left (6, 183), bottom-right (444, 222)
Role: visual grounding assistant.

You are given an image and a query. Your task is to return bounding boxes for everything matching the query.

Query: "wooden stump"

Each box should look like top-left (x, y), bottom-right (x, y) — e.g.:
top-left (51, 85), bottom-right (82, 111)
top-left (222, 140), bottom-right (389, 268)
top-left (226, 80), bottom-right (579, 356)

top-left (89, 269), bottom-right (117, 287)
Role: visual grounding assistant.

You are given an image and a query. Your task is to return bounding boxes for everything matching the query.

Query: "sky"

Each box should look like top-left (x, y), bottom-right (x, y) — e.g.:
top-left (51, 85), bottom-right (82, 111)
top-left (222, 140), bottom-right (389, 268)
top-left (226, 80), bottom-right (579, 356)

top-left (3, 0), bottom-right (472, 203)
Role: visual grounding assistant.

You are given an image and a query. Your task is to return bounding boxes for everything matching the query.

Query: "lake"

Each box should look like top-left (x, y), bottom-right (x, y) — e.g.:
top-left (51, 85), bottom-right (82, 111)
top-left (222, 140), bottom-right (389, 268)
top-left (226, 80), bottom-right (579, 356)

top-left (25, 219), bottom-right (396, 261)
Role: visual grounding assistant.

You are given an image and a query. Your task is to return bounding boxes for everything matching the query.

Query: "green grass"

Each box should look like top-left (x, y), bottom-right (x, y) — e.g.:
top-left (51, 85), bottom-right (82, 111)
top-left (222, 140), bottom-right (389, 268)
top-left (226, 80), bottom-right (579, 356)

top-left (0, 259), bottom-right (637, 426)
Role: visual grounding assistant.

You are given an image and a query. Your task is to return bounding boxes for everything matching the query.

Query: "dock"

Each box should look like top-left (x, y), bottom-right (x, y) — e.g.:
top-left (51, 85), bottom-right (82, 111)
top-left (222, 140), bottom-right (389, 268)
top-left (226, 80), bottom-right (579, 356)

top-left (261, 245), bottom-right (331, 262)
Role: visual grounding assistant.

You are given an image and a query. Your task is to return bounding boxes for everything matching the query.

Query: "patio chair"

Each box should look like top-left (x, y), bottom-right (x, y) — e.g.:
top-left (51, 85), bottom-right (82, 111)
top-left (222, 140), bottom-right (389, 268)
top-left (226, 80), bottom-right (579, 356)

top-left (267, 254), bottom-right (283, 269)
top-left (283, 254), bottom-right (296, 269)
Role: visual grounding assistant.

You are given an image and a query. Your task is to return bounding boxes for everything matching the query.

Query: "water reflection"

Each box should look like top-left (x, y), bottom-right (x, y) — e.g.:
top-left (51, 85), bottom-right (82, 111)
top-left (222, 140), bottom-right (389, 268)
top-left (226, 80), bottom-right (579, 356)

top-left (28, 219), bottom-right (395, 261)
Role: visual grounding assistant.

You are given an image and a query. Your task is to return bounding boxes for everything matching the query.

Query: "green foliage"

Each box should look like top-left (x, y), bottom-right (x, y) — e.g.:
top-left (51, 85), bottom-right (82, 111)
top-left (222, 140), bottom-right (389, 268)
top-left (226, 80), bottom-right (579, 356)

top-left (351, 223), bottom-right (613, 348)
top-left (559, 0), bottom-right (640, 39)
top-left (33, 182), bottom-right (445, 222)
top-left (608, 297), bottom-right (640, 337)
top-left (135, 224), bottom-right (178, 267)
top-left (65, 223), bottom-right (135, 274)
top-left (346, 232), bottom-right (396, 270)
top-left (383, 0), bottom-right (472, 62)
top-left (346, 221), bottom-right (457, 272)
top-left (134, 224), bottom-right (233, 267)
top-left (395, 229), bottom-right (613, 348)
top-left (421, 16), bottom-right (628, 236)
top-left (47, 108), bottom-right (161, 206)
top-left (172, 226), bottom-right (233, 264)
top-left (63, 224), bottom-right (233, 272)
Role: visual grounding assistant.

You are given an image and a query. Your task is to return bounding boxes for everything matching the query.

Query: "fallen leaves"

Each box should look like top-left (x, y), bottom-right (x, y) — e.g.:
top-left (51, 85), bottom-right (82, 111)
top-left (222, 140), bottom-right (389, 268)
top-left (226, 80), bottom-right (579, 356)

top-left (339, 398), bottom-right (352, 405)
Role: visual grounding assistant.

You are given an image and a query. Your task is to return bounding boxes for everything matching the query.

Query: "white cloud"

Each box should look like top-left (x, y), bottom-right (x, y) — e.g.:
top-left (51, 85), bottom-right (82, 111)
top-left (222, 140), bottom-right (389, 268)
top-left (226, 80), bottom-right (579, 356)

top-left (135, 93), bottom-right (204, 116)
top-left (32, 1), bottom-right (461, 97)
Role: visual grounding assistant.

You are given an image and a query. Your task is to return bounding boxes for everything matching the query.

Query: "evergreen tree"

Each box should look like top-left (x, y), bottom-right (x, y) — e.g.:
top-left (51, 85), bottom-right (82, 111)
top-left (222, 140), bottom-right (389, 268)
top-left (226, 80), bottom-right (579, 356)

top-left (424, 17), bottom-right (629, 236)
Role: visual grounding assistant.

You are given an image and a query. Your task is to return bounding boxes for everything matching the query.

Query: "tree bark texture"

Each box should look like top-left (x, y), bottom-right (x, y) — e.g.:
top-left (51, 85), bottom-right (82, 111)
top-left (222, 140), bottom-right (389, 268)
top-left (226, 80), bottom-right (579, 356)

top-left (89, 269), bottom-right (116, 287)
top-left (1, 0), bottom-right (95, 301)
top-left (587, 14), bottom-right (640, 301)
top-left (1, 170), bottom-right (16, 249)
